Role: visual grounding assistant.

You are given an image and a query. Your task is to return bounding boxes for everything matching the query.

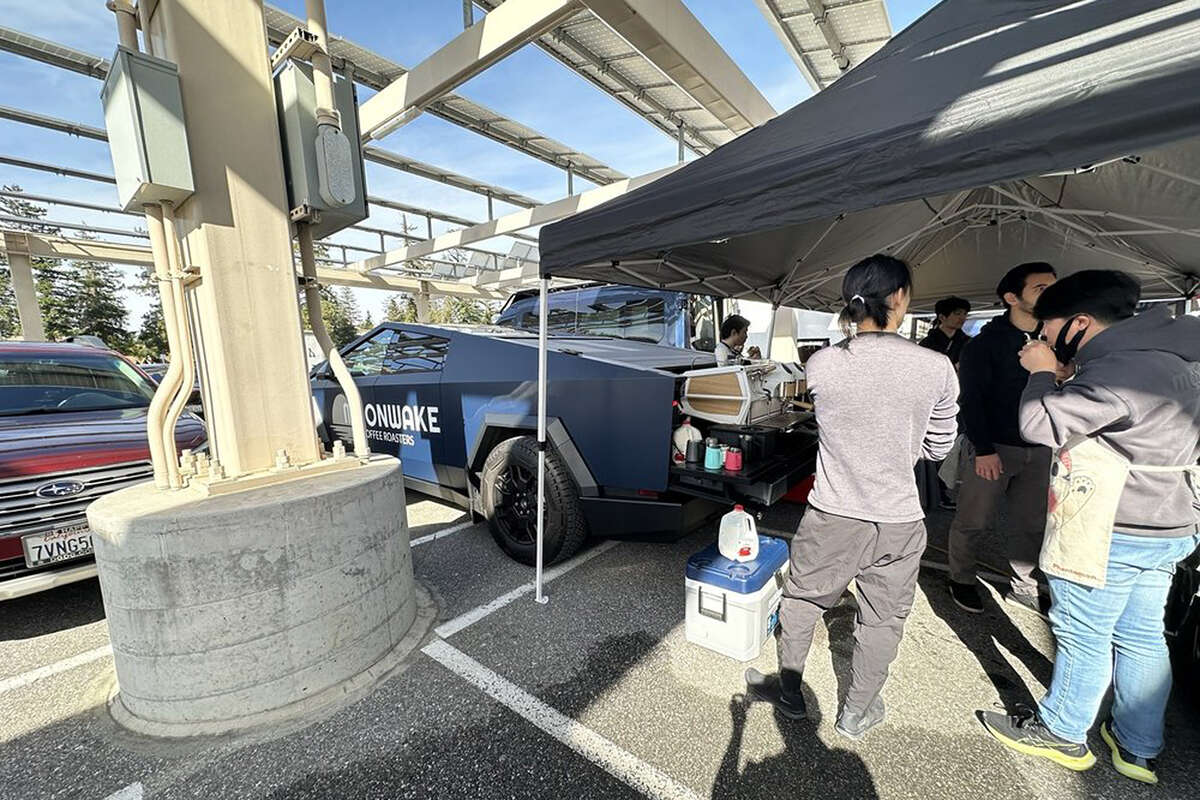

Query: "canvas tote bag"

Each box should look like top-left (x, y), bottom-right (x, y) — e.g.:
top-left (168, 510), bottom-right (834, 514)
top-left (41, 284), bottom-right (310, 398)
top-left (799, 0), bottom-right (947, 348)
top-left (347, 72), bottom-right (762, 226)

top-left (1041, 435), bottom-right (1200, 589)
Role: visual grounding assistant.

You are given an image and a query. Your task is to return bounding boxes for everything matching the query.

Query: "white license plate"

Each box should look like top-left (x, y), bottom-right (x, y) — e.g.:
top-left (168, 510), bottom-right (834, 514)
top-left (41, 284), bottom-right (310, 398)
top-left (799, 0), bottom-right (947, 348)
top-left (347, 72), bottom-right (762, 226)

top-left (21, 524), bottom-right (94, 568)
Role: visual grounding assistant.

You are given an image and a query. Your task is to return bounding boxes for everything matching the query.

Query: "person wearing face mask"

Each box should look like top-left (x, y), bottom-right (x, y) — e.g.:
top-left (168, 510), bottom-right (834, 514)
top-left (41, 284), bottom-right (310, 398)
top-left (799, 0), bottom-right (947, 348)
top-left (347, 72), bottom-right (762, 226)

top-left (714, 314), bottom-right (762, 365)
top-left (745, 255), bottom-right (958, 740)
top-left (947, 262), bottom-right (1058, 617)
top-left (978, 270), bottom-right (1200, 786)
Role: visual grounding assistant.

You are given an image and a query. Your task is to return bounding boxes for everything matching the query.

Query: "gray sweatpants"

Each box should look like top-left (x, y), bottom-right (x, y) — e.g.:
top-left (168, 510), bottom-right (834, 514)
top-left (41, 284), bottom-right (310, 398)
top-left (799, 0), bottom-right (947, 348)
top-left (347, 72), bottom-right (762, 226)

top-left (778, 507), bottom-right (926, 714)
top-left (947, 442), bottom-right (1050, 595)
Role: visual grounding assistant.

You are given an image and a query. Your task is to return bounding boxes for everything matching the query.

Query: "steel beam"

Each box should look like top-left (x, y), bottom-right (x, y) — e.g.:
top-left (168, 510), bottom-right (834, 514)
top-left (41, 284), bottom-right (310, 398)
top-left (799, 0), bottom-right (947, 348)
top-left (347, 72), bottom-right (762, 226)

top-left (579, 0), bottom-right (775, 135)
top-left (0, 230), bottom-right (510, 299)
top-left (358, 0), bottom-right (580, 140)
top-left (351, 164), bottom-right (679, 271)
top-left (1, 232), bottom-right (45, 340)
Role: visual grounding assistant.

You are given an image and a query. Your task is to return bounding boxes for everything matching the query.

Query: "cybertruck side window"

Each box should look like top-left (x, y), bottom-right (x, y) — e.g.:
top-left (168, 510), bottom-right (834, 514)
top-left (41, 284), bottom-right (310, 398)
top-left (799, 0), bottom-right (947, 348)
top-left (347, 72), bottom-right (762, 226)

top-left (381, 332), bottom-right (450, 374)
top-left (343, 329), bottom-right (399, 376)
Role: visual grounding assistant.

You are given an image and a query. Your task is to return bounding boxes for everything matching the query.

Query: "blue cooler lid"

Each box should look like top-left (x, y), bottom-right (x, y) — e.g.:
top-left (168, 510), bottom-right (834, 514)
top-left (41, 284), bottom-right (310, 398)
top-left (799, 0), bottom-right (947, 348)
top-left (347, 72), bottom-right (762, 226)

top-left (685, 535), bottom-right (789, 594)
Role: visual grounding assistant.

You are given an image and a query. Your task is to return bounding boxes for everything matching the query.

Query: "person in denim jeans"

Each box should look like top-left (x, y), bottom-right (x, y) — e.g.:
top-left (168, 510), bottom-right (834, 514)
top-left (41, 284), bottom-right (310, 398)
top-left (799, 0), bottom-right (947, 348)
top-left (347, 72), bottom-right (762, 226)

top-left (977, 270), bottom-right (1200, 786)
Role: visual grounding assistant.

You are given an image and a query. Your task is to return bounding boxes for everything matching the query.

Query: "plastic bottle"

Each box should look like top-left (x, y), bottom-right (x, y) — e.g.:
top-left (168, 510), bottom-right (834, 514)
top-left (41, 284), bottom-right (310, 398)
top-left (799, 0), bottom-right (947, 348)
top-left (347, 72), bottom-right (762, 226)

top-left (671, 418), bottom-right (703, 464)
top-left (718, 504), bottom-right (759, 562)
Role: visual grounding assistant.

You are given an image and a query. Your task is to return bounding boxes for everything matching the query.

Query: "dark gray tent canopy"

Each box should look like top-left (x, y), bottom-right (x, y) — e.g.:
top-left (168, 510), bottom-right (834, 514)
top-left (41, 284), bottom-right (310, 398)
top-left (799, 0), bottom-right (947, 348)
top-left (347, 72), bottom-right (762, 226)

top-left (539, 0), bottom-right (1200, 312)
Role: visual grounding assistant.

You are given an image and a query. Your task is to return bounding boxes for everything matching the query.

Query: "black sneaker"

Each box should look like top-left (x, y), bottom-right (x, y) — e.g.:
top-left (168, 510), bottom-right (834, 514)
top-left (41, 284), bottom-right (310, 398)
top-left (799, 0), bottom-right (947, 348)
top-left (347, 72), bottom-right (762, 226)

top-left (1101, 720), bottom-right (1158, 785)
top-left (950, 581), bottom-right (984, 614)
top-left (745, 668), bottom-right (807, 720)
top-left (836, 694), bottom-right (885, 741)
top-left (977, 706), bottom-right (1096, 771)
top-left (1005, 590), bottom-right (1051, 621)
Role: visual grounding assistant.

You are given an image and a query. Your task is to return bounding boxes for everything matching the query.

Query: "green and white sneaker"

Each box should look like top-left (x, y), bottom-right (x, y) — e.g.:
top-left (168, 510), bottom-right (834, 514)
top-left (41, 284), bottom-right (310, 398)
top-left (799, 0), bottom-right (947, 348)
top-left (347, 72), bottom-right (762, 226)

top-left (1101, 720), bottom-right (1158, 785)
top-left (977, 706), bottom-right (1096, 771)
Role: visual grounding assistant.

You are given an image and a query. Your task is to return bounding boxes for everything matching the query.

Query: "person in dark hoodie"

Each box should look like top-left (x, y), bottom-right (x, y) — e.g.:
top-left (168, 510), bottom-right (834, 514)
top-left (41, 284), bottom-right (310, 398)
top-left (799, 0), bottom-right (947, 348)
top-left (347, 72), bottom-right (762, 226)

top-left (978, 270), bottom-right (1200, 786)
top-left (948, 263), bottom-right (1057, 616)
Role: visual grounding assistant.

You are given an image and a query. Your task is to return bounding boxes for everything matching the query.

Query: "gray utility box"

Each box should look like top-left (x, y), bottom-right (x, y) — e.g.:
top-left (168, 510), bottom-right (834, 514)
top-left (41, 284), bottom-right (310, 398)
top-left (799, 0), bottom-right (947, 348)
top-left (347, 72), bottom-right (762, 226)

top-left (274, 62), bottom-right (368, 240)
top-left (100, 46), bottom-right (195, 211)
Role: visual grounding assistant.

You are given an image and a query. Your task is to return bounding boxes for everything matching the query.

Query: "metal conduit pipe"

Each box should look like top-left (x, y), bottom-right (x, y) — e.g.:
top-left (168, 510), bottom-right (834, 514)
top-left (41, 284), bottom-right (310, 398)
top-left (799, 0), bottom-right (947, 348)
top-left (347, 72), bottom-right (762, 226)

top-left (298, 223), bottom-right (369, 458)
top-left (107, 1), bottom-right (139, 49)
top-left (160, 204), bottom-right (196, 488)
top-left (306, 0), bottom-right (340, 129)
top-left (109, 4), bottom-right (186, 488)
top-left (142, 205), bottom-right (187, 489)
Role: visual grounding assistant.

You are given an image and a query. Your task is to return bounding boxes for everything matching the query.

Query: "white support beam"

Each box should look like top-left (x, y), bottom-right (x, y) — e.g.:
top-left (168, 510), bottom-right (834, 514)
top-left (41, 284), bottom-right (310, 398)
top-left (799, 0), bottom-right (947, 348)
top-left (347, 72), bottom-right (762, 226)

top-left (359, 0), bottom-right (580, 140)
top-left (1, 232), bottom-right (45, 340)
top-left (580, 0), bottom-right (775, 134)
top-left (0, 230), bottom-right (510, 300)
top-left (351, 164), bottom-right (680, 272)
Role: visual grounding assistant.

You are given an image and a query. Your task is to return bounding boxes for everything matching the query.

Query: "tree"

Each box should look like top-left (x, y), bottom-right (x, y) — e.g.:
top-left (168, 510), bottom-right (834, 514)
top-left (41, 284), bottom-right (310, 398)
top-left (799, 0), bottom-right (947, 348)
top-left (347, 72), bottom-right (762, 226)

top-left (320, 287), bottom-right (359, 347)
top-left (383, 294), bottom-right (418, 323)
top-left (0, 267), bottom-right (18, 339)
top-left (428, 296), bottom-right (495, 325)
top-left (136, 301), bottom-right (168, 361)
top-left (74, 259), bottom-right (132, 351)
top-left (359, 310), bottom-right (374, 332)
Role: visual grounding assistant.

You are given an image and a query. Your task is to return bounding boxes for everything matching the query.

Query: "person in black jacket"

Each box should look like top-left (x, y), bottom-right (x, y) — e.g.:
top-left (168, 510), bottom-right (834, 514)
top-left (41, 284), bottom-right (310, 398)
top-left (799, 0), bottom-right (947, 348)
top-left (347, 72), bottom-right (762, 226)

top-left (920, 296), bottom-right (972, 367)
top-left (947, 262), bottom-right (1057, 616)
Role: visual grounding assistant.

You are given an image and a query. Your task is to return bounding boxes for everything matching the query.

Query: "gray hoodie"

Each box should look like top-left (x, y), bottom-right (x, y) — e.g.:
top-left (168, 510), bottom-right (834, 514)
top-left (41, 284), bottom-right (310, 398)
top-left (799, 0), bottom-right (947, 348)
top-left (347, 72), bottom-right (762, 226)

top-left (1019, 306), bottom-right (1200, 537)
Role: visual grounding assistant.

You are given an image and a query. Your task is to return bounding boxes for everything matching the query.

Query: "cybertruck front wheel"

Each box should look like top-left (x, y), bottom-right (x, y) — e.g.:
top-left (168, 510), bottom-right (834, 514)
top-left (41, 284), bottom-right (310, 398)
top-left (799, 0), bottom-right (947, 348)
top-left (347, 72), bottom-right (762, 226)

top-left (480, 436), bottom-right (587, 566)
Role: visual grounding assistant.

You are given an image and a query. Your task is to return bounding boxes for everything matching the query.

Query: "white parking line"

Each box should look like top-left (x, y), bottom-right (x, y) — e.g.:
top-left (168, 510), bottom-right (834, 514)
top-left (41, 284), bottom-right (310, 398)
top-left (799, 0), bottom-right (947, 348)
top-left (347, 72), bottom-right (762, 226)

top-left (102, 783), bottom-right (143, 800)
top-left (410, 519), bottom-right (474, 548)
top-left (0, 644), bottom-right (112, 695)
top-left (435, 540), bottom-right (621, 638)
top-left (423, 640), bottom-right (699, 800)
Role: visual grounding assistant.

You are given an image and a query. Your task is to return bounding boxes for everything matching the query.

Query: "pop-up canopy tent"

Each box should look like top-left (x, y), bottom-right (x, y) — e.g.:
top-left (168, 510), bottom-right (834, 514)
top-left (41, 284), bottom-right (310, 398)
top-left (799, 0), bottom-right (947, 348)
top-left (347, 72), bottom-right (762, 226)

top-left (540, 0), bottom-right (1200, 312)
top-left (527, 0), bottom-right (1200, 598)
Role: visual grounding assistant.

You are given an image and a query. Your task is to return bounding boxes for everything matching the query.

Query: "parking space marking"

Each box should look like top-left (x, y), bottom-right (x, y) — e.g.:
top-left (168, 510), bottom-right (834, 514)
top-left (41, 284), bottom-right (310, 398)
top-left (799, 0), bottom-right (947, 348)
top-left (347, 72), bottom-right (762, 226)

top-left (423, 640), bottom-right (700, 800)
top-left (101, 783), bottom-right (143, 800)
top-left (434, 540), bottom-right (621, 638)
top-left (410, 519), bottom-right (475, 548)
top-left (0, 643), bottom-right (112, 695)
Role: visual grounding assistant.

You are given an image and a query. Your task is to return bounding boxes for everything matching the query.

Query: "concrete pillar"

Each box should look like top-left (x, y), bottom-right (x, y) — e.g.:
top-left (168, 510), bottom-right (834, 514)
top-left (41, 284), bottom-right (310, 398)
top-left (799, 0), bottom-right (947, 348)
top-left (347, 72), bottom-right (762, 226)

top-left (145, 0), bottom-right (320, 476)
top-left (89, 459), bottom-right (423, 736)
top-left (4, 240), bottom-right (44, 341)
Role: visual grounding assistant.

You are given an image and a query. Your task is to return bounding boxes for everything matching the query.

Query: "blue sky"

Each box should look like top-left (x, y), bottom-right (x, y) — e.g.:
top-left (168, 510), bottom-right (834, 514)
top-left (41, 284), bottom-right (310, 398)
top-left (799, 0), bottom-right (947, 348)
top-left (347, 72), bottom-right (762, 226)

top-left (0, 0), bottom-right (938, 324)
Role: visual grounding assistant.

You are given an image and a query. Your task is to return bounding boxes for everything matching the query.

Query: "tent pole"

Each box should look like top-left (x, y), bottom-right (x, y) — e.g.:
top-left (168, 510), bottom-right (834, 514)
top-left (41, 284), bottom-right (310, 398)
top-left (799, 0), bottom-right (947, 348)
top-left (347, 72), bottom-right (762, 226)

top-left (765, 304), bottom-right (779, 360)
top-left (535, 276), bottom-right (549, 604)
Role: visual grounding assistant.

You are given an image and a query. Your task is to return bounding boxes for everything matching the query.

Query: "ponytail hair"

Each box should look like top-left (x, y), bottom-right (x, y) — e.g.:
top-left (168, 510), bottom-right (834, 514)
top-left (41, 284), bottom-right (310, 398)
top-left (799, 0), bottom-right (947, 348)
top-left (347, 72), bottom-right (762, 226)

top-left (838, 254), bottom-right (913, 335)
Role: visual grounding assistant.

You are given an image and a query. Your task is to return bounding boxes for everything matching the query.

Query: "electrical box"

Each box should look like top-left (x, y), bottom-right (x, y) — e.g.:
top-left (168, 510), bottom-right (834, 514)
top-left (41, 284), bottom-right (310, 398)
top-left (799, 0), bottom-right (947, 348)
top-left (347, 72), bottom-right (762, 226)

top-left (274, 62), bottom-right (368, 240)
top-left (100, 46), bottom-right (195, 211)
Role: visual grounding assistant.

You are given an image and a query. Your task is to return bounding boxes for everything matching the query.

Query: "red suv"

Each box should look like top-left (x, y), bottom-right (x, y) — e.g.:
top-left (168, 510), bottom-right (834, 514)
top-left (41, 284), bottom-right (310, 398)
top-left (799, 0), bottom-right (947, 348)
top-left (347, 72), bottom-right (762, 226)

top-left (0, 342), bottom-right (206, 600)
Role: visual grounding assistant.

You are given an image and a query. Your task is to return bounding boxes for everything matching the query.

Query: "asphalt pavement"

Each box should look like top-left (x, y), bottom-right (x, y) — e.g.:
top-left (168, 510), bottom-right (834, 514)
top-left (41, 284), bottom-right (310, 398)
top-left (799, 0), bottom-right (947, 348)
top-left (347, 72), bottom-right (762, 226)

top-left (1, 498), bottom-right (1198, 800)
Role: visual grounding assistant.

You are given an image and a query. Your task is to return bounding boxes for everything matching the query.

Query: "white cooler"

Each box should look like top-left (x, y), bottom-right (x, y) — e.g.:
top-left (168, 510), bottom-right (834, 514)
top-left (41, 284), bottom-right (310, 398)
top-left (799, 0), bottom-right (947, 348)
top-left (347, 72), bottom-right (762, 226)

top-left (684, 535), bottom-right (790, 662)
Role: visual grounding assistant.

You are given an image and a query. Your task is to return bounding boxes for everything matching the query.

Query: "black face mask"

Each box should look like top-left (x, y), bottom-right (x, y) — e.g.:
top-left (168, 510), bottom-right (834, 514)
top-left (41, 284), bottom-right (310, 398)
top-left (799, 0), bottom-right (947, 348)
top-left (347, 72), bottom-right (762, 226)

top-left (1052, 317), bottom-right (1087, 364)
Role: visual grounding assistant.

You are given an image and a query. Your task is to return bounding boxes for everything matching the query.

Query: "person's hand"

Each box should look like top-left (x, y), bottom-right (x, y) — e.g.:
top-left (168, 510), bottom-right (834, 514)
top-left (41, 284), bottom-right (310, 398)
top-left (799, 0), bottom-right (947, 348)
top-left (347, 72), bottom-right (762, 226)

top-left (746, 346), bottom-right (762, 360)
top-left (1019, 340), bottom-right (1058, 374)
top-left (975, 453), bottom-right (1004, 481)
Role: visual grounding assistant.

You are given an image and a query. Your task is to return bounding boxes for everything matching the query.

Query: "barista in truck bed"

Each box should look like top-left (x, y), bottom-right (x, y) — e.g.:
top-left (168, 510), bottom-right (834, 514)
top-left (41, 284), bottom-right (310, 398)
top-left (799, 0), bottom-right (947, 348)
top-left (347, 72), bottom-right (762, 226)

top-left (744, 254), bottom-right (959, 740)
top-left (714, 315), bottom-right (762, 364)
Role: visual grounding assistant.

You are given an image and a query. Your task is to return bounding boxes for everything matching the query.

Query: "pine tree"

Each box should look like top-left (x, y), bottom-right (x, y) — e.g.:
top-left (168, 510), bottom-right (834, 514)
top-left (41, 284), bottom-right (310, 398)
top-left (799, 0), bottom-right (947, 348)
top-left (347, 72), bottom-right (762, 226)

top-left (0, 267), bottom-right (18, 339)
top-left (74, 259), bottom-right (132, 351)
top-left (359, 310), bottom-right (374, 332)
top-left (0, 186), bottom-right (69, 339)
top-left (323, 288), bottom-right (359, 347)
top-left (130, 264), bottom-right (168, 360)
top-left (383, 294), bottom-right (418, 323)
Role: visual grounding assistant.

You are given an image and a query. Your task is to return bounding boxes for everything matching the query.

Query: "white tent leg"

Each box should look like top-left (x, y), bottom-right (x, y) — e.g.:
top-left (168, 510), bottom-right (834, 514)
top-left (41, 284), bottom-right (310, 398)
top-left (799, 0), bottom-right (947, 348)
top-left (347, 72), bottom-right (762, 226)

top-left (764, 303), bottom-right (779, 360)
top-left (535, 276), bottom-right (549, 604)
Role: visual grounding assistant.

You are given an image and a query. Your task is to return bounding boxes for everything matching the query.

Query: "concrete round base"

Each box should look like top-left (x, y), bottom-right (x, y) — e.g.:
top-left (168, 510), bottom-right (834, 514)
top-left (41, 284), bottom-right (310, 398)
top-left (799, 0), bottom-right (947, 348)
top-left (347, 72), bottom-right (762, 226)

top-left (87, 456), bottom-right (417, 737)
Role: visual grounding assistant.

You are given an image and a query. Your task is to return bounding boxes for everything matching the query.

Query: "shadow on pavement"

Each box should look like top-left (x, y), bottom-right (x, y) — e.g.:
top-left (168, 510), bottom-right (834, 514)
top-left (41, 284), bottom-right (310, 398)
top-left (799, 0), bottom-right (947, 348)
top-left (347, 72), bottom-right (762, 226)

top-left (0, 576), bottom-right (105, 640)
top-left (714, 693), bottom-right (879, 800)
top-left (921, 570), bottom-right (1053, 711)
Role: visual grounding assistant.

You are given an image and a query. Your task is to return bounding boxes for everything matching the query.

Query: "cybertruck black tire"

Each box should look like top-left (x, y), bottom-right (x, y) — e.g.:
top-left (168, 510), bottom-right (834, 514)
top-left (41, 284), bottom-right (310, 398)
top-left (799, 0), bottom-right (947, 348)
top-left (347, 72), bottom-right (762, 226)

top-left (481, 435), bottom-right (588, 566)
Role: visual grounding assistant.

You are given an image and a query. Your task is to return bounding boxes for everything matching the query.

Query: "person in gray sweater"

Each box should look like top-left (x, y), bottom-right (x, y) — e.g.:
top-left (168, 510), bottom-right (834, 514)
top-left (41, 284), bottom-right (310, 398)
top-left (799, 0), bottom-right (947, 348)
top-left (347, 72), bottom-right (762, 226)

top-left (745, 254), bottom-right (959, 740)
top-left (979, 270), bottom-right (1200, 786)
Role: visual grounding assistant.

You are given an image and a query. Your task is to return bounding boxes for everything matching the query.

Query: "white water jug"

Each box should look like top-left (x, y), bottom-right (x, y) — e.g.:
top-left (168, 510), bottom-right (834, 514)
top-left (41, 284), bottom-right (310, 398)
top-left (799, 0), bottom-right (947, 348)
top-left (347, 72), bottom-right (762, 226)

top-left (718, 505), bottom-right (759, 563)
top-left (672, 419), bottom-right (703, 464)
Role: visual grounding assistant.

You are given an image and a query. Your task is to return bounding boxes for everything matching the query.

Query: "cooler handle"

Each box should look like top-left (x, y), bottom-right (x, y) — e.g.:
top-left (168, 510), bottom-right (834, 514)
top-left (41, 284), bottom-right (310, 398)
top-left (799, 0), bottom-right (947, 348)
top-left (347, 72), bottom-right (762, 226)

top-left (698, 586), bottom-right (726, 622)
